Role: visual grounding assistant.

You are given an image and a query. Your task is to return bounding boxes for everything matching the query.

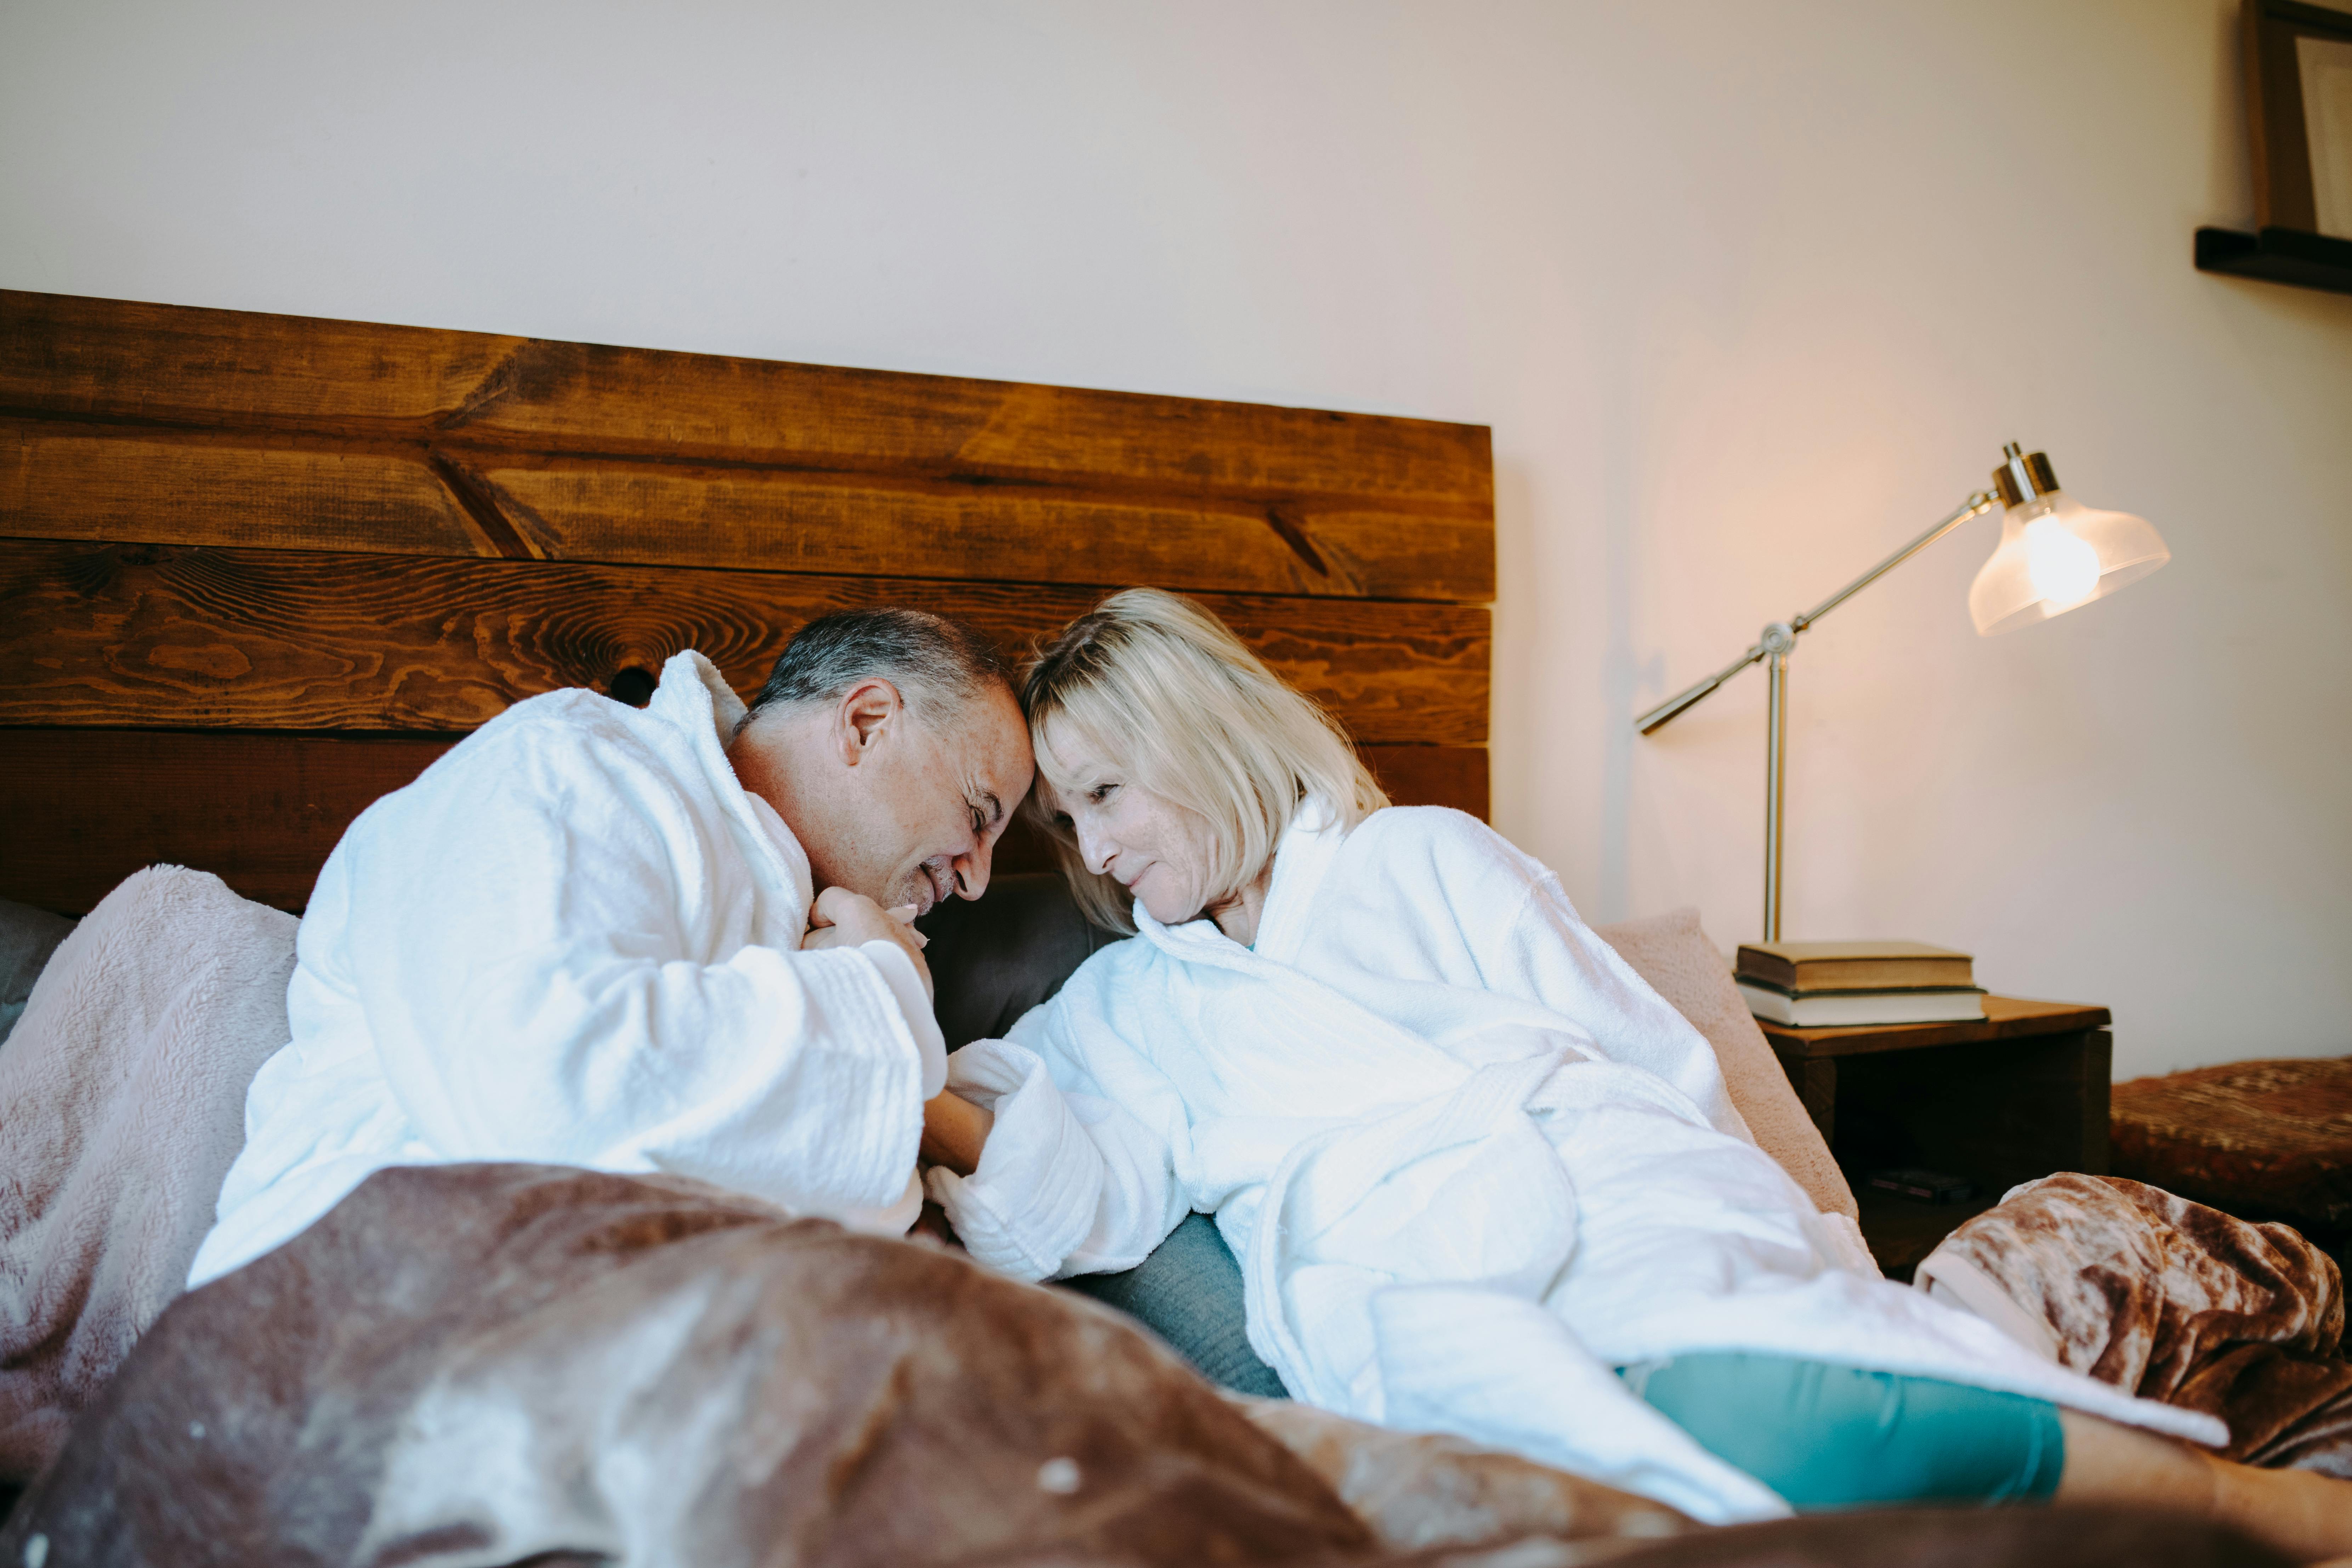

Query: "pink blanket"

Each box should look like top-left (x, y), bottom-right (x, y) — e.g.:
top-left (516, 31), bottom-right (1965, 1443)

top-left (0, 867), bottom-right (295, 1478)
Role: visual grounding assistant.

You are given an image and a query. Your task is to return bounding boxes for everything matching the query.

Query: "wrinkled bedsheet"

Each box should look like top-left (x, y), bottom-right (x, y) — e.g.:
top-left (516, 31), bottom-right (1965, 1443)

top-left (1919, 1173), bottom-right (2352, 1473)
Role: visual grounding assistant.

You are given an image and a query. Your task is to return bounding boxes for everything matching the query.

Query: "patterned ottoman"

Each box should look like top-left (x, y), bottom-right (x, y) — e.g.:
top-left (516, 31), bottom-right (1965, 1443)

top-left (2110, 1057), bottom-right (2352, 1232)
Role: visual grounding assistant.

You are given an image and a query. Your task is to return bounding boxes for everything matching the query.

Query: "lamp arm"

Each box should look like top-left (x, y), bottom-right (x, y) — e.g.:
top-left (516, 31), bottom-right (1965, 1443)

top-left (1634, 641), bottom-right (1767, 734)
top-left (1791, 491), bottom-right (2001, 632)
top-left (1632, 490), bottom-right (2001, 735)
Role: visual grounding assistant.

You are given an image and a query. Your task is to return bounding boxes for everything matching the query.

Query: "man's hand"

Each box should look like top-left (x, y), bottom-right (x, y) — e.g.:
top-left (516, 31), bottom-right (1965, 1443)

top-left (803, 886), bottom-right (933, 1000)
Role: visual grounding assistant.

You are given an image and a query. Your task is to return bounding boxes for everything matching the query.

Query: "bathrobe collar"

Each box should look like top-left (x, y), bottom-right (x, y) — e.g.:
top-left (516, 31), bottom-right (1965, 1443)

top-left (1132, 797), bottom-right (1345, 972)
top-left (646, 651), bottom-right (815, 919)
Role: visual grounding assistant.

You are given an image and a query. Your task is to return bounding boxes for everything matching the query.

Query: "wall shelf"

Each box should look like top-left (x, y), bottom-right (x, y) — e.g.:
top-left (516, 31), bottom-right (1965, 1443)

top-left (2194, 226), bottom-right (2352, 297)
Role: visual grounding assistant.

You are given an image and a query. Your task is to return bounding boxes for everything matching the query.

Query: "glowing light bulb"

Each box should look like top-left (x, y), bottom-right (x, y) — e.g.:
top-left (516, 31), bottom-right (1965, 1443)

top-left (2022, 515), bottom-right (2100, 608)
top-left (1970, 446), bottom-right (2171, 634)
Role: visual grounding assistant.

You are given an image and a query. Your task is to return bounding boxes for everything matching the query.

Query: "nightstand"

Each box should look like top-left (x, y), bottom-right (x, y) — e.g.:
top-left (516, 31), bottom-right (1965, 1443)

top-left (1757, 998), bottom-right (2112, 1280)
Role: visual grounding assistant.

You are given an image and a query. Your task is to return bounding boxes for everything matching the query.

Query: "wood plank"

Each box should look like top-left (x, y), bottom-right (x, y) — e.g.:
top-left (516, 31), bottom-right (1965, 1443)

top-left (0, 293), bottom-right (1489, 501)
top-left (458, 343), bottom-right (1494, 510)
top-left (0, 729), bottom-right (457, 913)
top-left (1759, 996), bottom-right (2113, 1060)
top-left (0, 291), bottom-right (523, 426)
top-left (0, 421), bottom-right (1486, 598)
top-left (1360, 742), bottom-right (1488, 820)
top-left (1782, 1056), bottom-right (1837, 1143)
top-left (1, 425), bottom-right (497, 558)
top-left (0, 539), bottom-right (1488, 744)
top-left (474, 462), bottom-right (1490, 600)
top-left (0, 730), bottom-right (1485, 914)
top-left (2, 292), bottom-right (1494, 601)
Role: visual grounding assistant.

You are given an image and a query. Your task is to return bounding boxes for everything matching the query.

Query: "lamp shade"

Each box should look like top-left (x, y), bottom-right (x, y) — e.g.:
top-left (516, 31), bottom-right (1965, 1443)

top-left (1966, 449), bottom-right (2169, 636)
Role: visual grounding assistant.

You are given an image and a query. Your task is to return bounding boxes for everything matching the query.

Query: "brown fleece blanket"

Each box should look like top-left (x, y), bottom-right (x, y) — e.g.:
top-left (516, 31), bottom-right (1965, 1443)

top-left (10, 1162), bottom-right (2293, 1568)
top-left (1919, 1173), bottom-right (2352, 1474)
top-left (0, 867), bottom-right (295, 1480)
top-left (1, 1162), bottom-right (1567, 1568)
top-left (8, 1166), bottom-right (2300, 1568)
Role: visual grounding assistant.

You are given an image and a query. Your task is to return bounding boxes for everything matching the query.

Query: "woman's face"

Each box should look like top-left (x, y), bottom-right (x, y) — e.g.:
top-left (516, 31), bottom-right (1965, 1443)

top-left (1036, 725), bottom-right (1222, 927)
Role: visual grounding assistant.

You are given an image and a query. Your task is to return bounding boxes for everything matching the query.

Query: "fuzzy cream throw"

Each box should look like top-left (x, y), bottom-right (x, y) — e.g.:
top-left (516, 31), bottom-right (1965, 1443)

top-left (0, 866), bottom-right (295, 1478)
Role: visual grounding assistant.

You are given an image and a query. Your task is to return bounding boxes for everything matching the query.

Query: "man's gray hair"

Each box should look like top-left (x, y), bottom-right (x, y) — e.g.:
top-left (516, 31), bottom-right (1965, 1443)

top-left (735, 608), bottom-right (1011, 737)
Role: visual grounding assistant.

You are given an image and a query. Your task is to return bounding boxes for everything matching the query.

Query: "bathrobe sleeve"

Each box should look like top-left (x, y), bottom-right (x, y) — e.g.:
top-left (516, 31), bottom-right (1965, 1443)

top-left (924, 955), bottom-right (1192, 1282)
top-left (321, 709), bottom-right (937, 1218)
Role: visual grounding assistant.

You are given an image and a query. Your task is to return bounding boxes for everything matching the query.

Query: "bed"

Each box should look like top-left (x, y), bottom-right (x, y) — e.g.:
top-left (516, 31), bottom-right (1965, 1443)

top-left (1, 290), bottom-right (2342, 1568)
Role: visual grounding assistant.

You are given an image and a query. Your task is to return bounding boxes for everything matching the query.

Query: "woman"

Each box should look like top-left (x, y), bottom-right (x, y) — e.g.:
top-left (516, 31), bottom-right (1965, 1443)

top-left (923, 589), bottom-right (2349, 1556)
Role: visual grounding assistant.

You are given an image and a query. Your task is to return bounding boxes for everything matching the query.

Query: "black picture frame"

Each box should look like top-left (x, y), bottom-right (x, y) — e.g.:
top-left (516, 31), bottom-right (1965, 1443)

top-left (2196, 0), bottom-right (2352, 294)
top-left (2244, 0), bottom-right (2352, 237)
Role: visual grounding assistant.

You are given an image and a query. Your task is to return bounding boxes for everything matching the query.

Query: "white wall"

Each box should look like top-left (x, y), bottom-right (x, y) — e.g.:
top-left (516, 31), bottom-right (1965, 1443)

top-left (5, 0), bottom-right (2347, 1076)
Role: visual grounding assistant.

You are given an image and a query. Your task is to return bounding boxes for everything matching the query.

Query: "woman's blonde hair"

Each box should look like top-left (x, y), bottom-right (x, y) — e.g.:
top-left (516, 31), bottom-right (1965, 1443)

top-left (1020, 587), bottom-right (1388, 932)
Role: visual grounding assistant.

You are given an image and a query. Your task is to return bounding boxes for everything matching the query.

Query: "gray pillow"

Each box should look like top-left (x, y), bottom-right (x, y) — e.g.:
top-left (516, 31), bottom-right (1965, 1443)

top-left (917, 873), bottom-right (1123, 1049)
top-left (1062, 1212), bottom-right (1286, 1397)
top-left (0, 898), bottom-right (76, 1048)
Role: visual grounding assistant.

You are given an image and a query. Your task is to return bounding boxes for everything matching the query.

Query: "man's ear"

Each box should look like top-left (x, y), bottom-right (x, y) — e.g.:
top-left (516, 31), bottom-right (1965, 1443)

top-left (833, 678), bottom-right (904, 765)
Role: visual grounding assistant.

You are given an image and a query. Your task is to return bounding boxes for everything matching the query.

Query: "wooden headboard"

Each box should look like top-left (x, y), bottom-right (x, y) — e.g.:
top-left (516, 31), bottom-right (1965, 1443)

top-left (0, 290), bottom-right (1493, 914)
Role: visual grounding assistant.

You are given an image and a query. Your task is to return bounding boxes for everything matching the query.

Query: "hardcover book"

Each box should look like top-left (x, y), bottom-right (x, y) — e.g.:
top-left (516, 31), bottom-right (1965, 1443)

top-left (1736, 981), bottom-right (1987, 1028)
top-left (1734, 940), bottom-right (1973, 993)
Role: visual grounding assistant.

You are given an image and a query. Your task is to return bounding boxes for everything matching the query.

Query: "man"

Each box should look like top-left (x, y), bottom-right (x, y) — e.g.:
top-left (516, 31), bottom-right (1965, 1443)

top-left (187, 609), bottom-right (1033, 1288)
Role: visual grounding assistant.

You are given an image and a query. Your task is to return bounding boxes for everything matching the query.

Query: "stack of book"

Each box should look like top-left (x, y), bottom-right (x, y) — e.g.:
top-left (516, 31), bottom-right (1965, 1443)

top-left (1733, 941), bottom-right (1986, 1027)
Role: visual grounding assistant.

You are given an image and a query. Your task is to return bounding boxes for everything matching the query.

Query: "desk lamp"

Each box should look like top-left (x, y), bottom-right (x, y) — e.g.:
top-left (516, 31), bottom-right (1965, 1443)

top-left (1634, 443), bottom-right (2170, 942)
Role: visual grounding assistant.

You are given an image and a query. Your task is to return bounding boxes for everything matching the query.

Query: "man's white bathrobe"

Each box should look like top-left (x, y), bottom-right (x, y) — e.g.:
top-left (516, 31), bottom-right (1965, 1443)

top-left (928, 805), bottom-right (2222, 1522)
top-left (188, 652), bottom-right (944, 1289)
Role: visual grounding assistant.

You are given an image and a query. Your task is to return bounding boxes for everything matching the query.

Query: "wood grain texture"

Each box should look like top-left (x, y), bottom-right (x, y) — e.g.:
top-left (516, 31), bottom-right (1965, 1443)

top-left (0, 539), bottom-right (1489, 744)
top-left (2, 291), bottom-right (1494, 601)
top-left (0, 292), bottom-right (524, 425)
top-left (0, 730), bottom-right (1485, 914)
top-left (0, 422), bottom-right (1480, 597)
top-left (473, 463), bottom-right (1488, 598)
top-left (0, 729), bottom-right (458, 913)
top-left (1758, 996), bottom-right (2112, 1060)
top-left (2, 425), bottom-right (498, 557)
top-left (1360, 741), bottom-right (1488, 820)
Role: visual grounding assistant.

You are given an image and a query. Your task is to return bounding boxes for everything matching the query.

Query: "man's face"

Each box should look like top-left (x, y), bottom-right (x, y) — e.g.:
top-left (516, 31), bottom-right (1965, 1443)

top-left (733, 678), bottom-right (1034, 914)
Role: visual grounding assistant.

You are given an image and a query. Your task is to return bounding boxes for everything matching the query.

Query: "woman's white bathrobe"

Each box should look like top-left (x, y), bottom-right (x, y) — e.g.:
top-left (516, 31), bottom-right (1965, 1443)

top-left (928, 805), bottom-right (2222, 1522)
top-left (187, 652), bottom-right (944, 1289)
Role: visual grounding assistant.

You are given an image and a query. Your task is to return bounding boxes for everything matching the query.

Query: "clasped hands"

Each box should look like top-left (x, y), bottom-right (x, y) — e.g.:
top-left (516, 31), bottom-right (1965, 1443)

top-left (802, 886), bottom-right (991, 1178)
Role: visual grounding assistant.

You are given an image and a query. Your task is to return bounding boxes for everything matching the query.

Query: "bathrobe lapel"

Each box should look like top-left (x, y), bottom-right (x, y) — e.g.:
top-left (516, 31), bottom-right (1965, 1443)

top-left (645, 651), bottom-right (814, 948)
top-left (1131, 809), bottom-right (1592, 1419)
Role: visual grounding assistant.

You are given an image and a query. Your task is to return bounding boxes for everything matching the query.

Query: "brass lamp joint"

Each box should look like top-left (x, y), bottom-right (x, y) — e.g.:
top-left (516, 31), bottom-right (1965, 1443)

top-left (1993, 442), bottom-right (2058, 509)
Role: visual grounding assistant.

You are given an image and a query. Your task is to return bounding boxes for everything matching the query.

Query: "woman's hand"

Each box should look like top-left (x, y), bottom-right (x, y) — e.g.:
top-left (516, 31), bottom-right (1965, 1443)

top-left (920, 1090), bottom-right (994, 1176)
top-left (803, 886), bottom-right (932, 1000)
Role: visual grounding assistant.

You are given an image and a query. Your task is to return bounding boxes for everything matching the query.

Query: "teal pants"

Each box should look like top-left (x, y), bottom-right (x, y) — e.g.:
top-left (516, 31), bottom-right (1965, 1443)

top-left (1621, 1353), bottom-right (2067, 1510)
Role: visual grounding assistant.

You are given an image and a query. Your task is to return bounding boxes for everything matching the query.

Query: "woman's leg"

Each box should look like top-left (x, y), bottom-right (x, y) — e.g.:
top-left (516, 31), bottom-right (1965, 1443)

top-left (1629, 1354), bottom-right (2352, 1561)
top-left (1625, 1354), bottom-right (2064, 1511)
top-left (2057, 1410), bottom-right (2352, 1563)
